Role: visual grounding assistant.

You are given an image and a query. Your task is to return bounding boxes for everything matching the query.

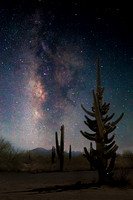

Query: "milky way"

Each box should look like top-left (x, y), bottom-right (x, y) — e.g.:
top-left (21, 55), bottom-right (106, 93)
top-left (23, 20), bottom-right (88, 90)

top-left (0, 3), bottom-right (132, 152)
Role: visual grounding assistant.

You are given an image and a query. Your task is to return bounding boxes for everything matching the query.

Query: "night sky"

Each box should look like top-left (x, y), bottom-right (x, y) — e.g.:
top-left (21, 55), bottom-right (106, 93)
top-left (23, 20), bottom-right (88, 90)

top-left (0, 1), bottom-right (132, 153)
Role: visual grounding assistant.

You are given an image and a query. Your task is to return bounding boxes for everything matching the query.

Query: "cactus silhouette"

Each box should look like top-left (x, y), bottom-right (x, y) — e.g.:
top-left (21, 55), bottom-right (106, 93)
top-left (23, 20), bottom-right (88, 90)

top-left (69, 145), bottom-right (72, 160)
top-left (55, 125), bottom-right (64, 171)
top-left (80, 56), bottom-right (124, 183)
top-left (51, 146), bottom-right (56, 164)
top-left (83, 142), bottom-right (96, 170)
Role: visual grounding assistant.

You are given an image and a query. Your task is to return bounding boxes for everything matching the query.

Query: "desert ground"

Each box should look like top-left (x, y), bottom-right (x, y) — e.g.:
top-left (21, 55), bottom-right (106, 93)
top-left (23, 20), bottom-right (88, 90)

top-left (0, 170), bottom-right (133, 200)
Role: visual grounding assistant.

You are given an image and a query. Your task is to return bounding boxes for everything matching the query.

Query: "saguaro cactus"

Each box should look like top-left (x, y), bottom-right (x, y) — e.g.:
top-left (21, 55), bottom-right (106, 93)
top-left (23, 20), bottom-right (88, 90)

top-left (55, 125), bottom-right (64, 171)
top-left (51, 146), bottom-right (56, 164)
top-left (83, 142), bottom-right (96, 170)
top-left (69, 145), bottom-right (72, 160)
top-left (80, 57), bottom-right (124, 183)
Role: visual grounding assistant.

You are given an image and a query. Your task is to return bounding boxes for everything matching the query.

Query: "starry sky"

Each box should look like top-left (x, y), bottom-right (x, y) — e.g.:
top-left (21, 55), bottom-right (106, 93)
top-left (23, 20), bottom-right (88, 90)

top-left (0, 1), bottom-right (132, 153)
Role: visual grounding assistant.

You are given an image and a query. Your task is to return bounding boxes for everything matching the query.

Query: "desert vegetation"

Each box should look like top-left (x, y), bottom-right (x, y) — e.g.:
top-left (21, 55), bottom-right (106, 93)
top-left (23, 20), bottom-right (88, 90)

top-left (0, 136), bottom-right (133, 173)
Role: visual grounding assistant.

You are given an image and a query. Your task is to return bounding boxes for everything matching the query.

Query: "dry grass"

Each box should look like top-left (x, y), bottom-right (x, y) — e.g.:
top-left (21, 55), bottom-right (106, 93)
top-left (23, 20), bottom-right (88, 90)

top-left (21, 154), bottom-right (91, 173)
top-left (115, 151), bottom-right (133, 169)
top-left (64, 154), bottom-right (90, 171)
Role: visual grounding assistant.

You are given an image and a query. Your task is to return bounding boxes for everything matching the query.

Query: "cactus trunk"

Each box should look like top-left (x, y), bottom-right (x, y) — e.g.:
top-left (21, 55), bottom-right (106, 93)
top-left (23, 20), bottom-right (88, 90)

top-left (55, 125), bottom-right (64, 171)
top-left (69, 145), bottom-right (72, 160)
top-left (96, 142), bottom-right (107, 182)
top-left (52, 146), bottom-right (56, 164)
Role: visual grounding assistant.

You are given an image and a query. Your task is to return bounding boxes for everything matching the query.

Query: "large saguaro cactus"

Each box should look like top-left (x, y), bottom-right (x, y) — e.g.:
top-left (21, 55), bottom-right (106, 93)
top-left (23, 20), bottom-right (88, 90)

top-left (55, 125), bottom-right (64, 171)
top-left (80, 57), bottom-right (124, 183)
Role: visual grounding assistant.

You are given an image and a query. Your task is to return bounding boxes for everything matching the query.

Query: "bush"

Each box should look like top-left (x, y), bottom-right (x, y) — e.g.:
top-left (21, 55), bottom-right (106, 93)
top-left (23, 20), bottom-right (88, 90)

top-left (111, 168), bottom-right (131, 187)
top-left (0, 137), bottom-right (28, 171)
top-left (115, 152), bottom-right (133, 169)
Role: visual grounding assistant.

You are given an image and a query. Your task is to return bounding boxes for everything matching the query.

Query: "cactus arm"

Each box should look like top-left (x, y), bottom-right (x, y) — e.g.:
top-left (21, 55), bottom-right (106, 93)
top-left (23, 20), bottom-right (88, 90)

top-left (102, 115), bottom-right (108, 122)
top-left (105, 141), bottom-right (115, 151)
top-left (83, 131), bottom-right (96, 137)
top-left (107, 113), bottom-right (115, 121)
top-left (100, 87), bottom-right (104, 95)
top-left (107, 153), bottom-right (116, 174)
top-left (101, 106), bottom-right (110, 115)
top-left (105, 125), bottom-right (116, 134)
top-left (55, 131), bottom-right (60, 156)
top-left (84, 121), bottom-right (97, 132)
top-left (100, 103), bottom-right (110, 115)
top-left (111, 113), bottom-right (124, 126)
top-left (103, 104), bottom-right (110, 112)
top-left (85, 115), bottom-right (97, 125)
top-left (84, 146), bottom-right (97, 170)
top-left (81, 104), bottom-right (94, 117)
top-left (103, 113), bottom-right (115, 123)
top-left (84, 116), bottom-right (97, 131)
top-left (105, 134), bottom-right (115, 144)
top-left (93, 90), bottom-right (104, 138)
top-left (80, 131), bottom-right (96, 141)
top-left (102, 103), bottom-right (110, 109)
top-left (105, 144), bottom-right (118, 159)
top-left (84, 147), bottom-right (91, 160)
top-left (60, 125), bottom-right (64, 153)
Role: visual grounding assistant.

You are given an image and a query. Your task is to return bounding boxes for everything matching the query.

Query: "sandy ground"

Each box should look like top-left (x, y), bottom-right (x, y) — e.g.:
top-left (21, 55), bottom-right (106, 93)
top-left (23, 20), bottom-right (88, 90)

top-left (0, 170), bottom-right (133, 200)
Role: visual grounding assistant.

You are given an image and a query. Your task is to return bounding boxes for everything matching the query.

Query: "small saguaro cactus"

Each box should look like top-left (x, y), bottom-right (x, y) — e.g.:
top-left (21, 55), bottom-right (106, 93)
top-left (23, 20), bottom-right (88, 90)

top-left (51, 146), bottom-right (56, 164)
top-left (55, 125), bottom-right (64, 171)
top-left (69, 145), bottom-right (72, 160)
top-left (80, 56), bottom-right (124, 183)
top-left (28, 151), bottom-right (31, 162)
top-left (83, 142), bottom-right (96, 170)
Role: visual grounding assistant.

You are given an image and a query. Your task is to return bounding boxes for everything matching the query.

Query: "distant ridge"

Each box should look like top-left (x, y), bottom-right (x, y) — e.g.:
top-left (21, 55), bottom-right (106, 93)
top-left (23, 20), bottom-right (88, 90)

top-left (31, 147), bottom-right (52, 156)
top-left (71, 151), bottom-right (82, 155)
top-left (30, 147), bottom-right (82, 156)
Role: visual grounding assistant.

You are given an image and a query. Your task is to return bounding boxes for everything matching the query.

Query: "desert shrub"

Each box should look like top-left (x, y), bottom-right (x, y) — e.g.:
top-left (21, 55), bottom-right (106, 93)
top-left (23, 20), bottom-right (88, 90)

top-left (122, 150), bottom-right (133, 168)
top-left (115, 154), bottom-right (123, 168)
top-left (0, 137), bottom-right (29, 171)
top-left (0, 137), bottom-right (13, 152)
top-left (0, 137), bottom-right (14, 171)
top-left (111, 168), bottom-right (131, 187)
top-left (64, 153), bottom-right (91, 171)
top-left (28, 155), bottom-right (55, 172)
top-left (115, 151), bottom-right (133, 169)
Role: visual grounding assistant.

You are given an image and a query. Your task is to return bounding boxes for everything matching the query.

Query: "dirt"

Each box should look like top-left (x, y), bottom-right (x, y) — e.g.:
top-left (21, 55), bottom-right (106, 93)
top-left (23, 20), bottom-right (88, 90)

top-left (0, 170), bottom-right (133, 200)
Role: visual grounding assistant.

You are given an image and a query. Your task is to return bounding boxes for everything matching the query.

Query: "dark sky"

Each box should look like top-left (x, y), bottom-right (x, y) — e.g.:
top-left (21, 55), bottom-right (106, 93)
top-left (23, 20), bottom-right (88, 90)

top-left (0, 1), bottom-right (132, 152)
